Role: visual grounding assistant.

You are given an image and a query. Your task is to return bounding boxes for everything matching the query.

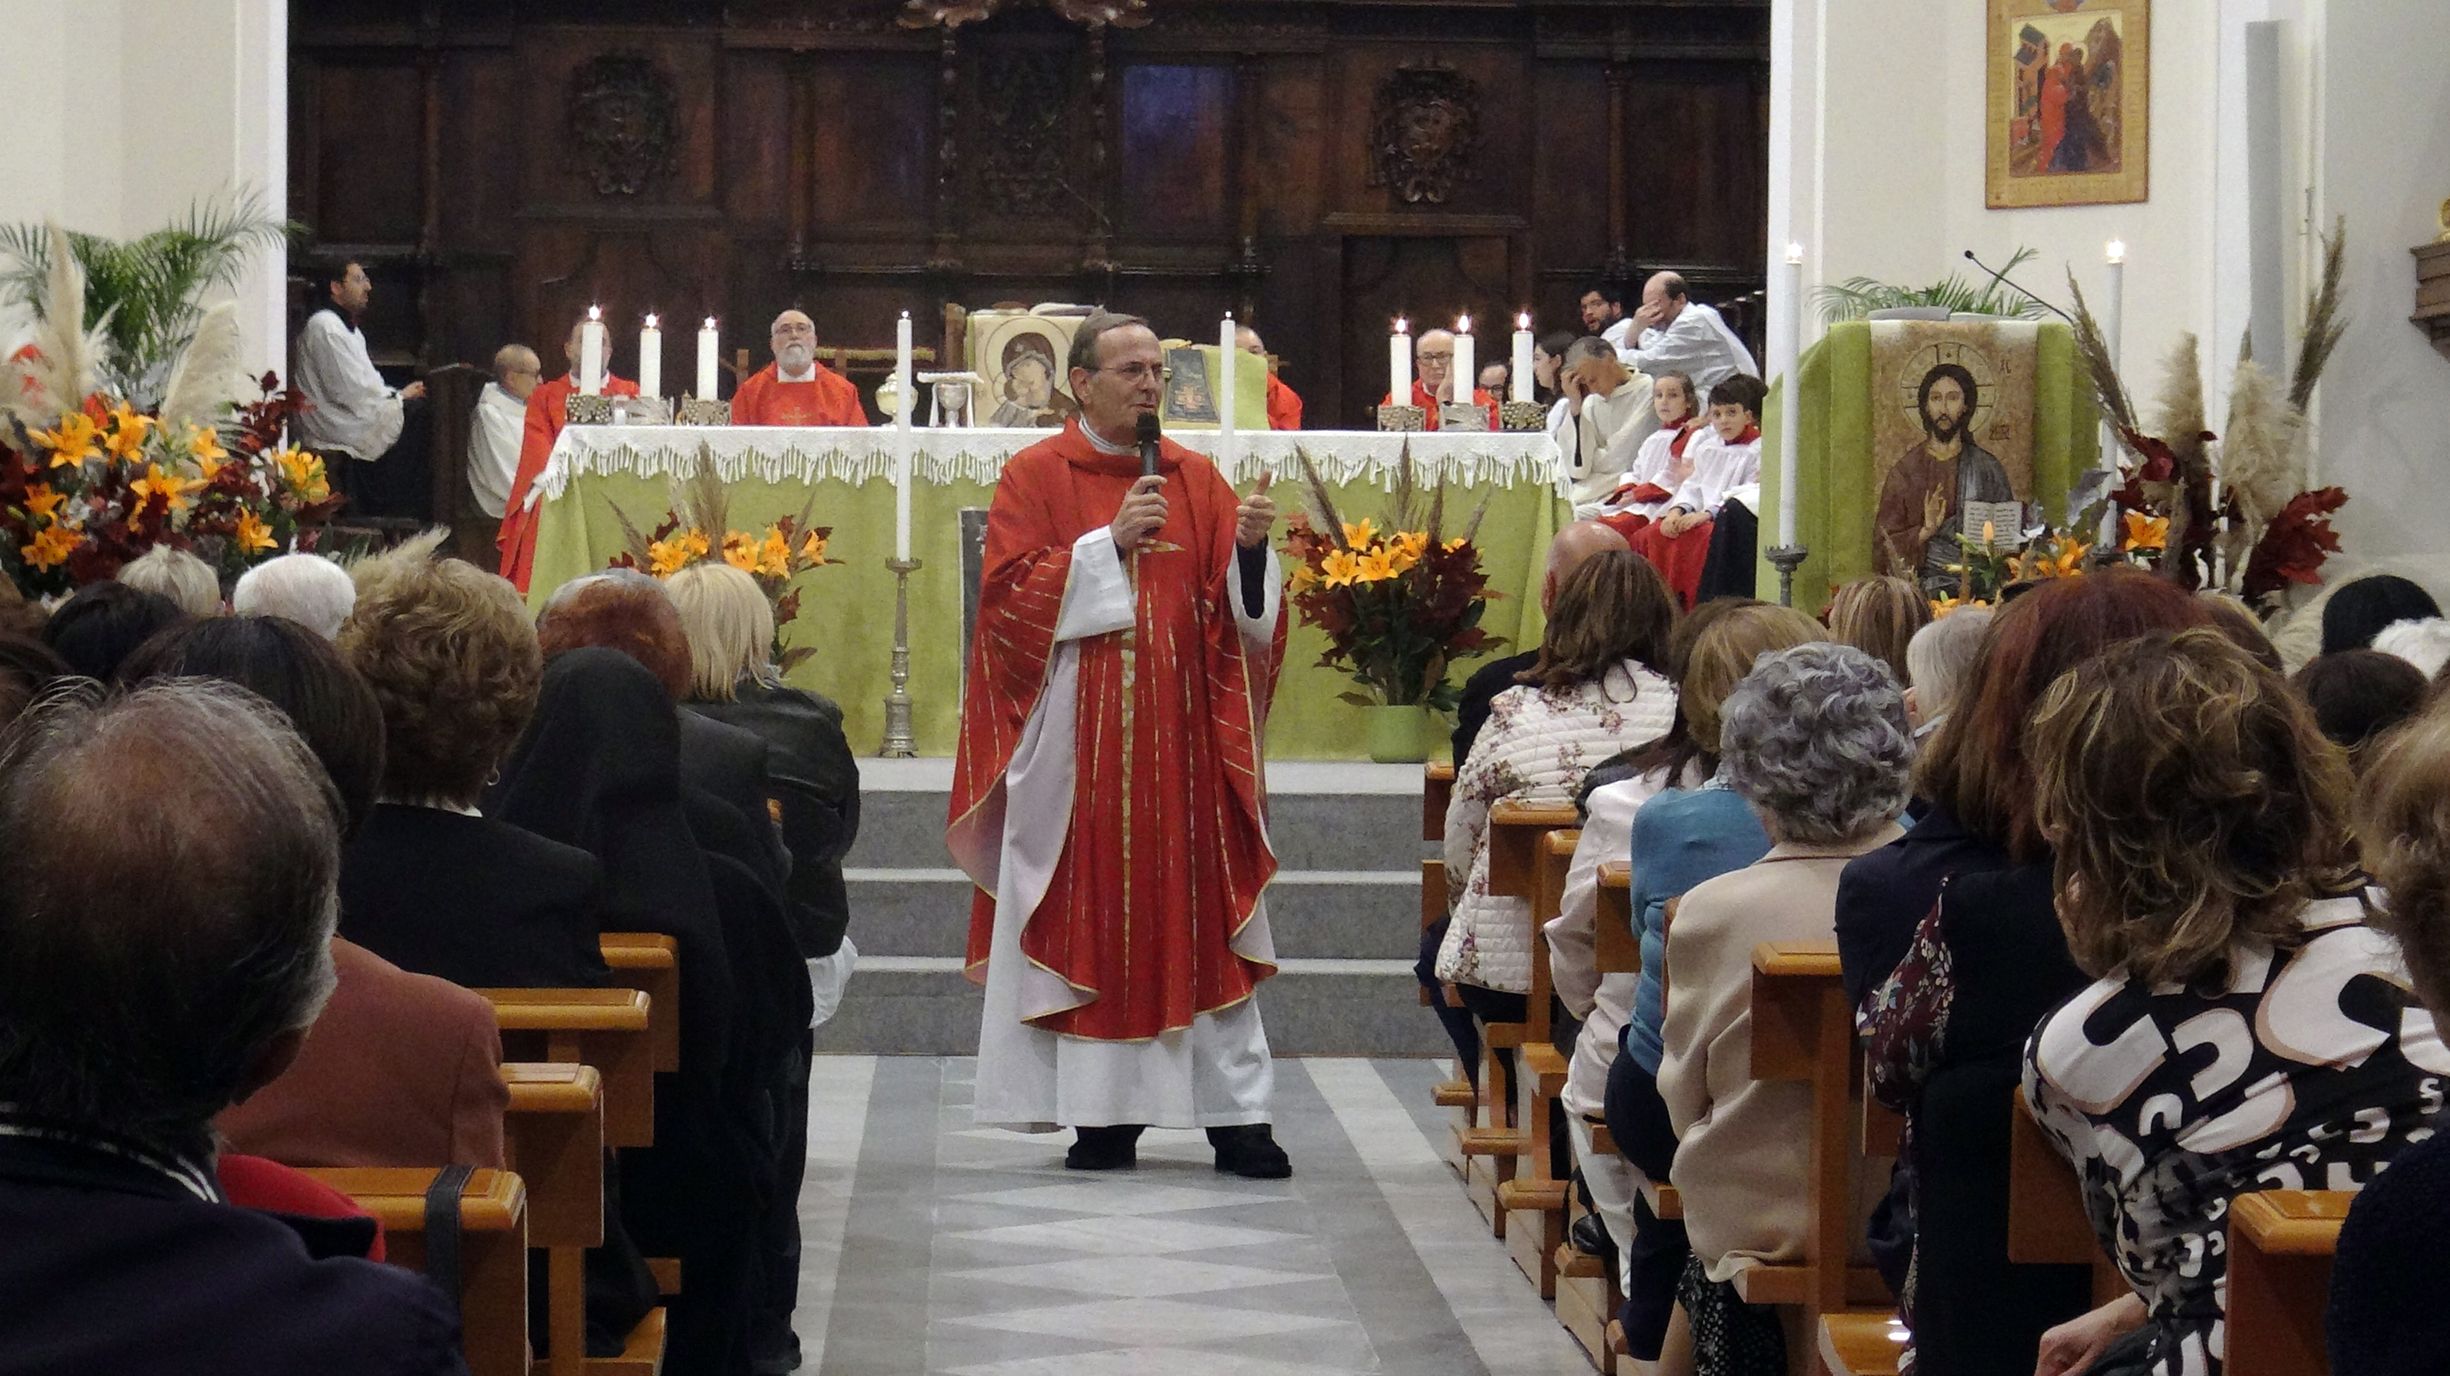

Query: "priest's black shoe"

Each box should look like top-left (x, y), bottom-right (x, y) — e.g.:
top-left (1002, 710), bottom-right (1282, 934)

top-left (1208, 1124), bottom-right (1293, 1179)
top-left (1065, 1124), bottom-right (1145, 1171)
top-left (1570, 1212), bottom-right (1617, 1268)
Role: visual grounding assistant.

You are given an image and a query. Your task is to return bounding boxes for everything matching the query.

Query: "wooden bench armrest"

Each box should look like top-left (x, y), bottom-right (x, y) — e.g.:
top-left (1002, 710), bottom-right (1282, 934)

top-left (478, 988), bottom-right (654, 1149)
top-left (599, 934), bottom-right (681, 1074)
top-left (1595, 861), bottom-right (1638, 975)
top-left (303, 1168), bottom-right (528, 1376)
top-left (501, 1062), bottom-right (605, 1250)
top-left (2227, 1190), bottom-right (2349, 1376)
top-left (2231, 1189), bottom-right (2352, 1254)
top-left (1488, 801), bottom-right (1581, 898)
top-left (1424, 762), bottom-right (1455, 840)
top-left (2006, 1088), bottom-right (2101, 1266)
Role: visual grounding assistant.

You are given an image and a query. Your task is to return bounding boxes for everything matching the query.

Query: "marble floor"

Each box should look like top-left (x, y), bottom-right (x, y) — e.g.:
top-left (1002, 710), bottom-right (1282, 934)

top-left (793, 1056), bottom-right (1597, 1376)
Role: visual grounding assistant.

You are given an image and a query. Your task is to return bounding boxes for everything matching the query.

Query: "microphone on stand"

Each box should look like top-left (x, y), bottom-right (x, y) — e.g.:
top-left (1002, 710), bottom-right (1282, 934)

top-left (1135, 411), bottom-right (1162, 479)
top-left (1961, 249), bottom-right (2076, 326)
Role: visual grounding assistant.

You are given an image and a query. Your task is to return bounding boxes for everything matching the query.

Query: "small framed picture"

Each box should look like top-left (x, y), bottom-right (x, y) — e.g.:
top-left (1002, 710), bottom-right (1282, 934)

top-left (1986, 0), bottom-right (2149, 209)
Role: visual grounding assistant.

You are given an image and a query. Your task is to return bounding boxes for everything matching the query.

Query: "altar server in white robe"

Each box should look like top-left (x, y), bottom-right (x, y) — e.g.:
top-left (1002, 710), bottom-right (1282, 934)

top-left (466, 344), bottom-right (541, 523)
top-left (291, 257), bottom-right (429, 518)
top-left (1618, 271), bottom-right (1759, 394)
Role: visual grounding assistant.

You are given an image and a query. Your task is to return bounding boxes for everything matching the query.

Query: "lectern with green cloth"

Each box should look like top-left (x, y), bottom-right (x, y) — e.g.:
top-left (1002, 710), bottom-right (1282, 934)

top-left (1751, 319), bottom-right (2100, 611)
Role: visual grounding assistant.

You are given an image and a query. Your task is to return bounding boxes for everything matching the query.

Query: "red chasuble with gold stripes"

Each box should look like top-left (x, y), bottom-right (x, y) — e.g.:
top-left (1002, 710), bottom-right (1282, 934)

top-left (950, 421), bottom-right (1285, 1042)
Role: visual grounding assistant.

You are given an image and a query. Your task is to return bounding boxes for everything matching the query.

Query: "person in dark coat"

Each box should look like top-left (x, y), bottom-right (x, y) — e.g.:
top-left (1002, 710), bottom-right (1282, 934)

top-left (0, 679), bottom-right (467, 1376)
top-left (488, 648), bottom-right (768, 1376)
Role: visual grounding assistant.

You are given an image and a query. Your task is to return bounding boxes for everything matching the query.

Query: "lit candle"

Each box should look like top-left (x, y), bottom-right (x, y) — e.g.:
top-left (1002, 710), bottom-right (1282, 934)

top-left (579, 305), bottom-right (605, 397)
top-left (894, 310), bottom-right (913, 562)
top-left (1389, 317), bottom-right (1411, 407)
top-left (1510, 312), bottom-right (1534, 404)
top-left (636, 314), bottom-right (661, 402)
top-left (1777, 243), bottom-right (1804, 549)
top-left (696, 317), bottom-right (719, 400)
top-left (1451, 314), bottom-right (1474, 414)
top-left (1217, 312), bottom-right (1238, 466)
top-left (2101, 240), bottom-right (2127, 548)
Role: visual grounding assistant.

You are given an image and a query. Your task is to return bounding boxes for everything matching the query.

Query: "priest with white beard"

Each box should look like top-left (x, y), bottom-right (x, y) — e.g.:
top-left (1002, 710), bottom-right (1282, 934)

top-left (465, 344), bottom-right (540, 533)
top-left (290, 257), bottom-right (429, 519)
top-left (1616, 270), bottom-right (1759, 394)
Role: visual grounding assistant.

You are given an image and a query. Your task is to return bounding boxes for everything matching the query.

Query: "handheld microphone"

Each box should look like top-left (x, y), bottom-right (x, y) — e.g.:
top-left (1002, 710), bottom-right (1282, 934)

top-left (1961, 250), bottom-right (2076, 326)
top-left (1135, 411), bottom-right (1162, 479)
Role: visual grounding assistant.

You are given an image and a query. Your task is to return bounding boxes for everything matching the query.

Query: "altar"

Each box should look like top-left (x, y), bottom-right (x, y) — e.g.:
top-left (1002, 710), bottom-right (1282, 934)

top-left (525, 425), bottom-right (1565, 759)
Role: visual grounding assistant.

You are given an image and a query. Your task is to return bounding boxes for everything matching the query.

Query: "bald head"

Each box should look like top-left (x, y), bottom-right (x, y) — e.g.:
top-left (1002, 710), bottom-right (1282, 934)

top-left (1640, 272), bottom-right (1690, 330)
top-left (1542, 520), bottom-right (1631, 611)
top-left (493, 343), bottom-right (541, 402)
top-left (1236, 325), bottom-right (1265, 355)
top-left (1415, 328), bottom-right (1456, 392)
top-left (771, 310), bottom-right (817, 371)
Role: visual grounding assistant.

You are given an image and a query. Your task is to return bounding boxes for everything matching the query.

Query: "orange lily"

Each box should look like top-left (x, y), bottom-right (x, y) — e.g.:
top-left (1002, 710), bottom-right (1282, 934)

top-left (104, 404), bottom-right (155, 463)
top-left (131, 462), bottom-right (204, 512)
top-left (2122, 511), bottom-right (2169, 552)
top-left (22, 485), bottom-right (64, 522)
top-left (235, 509), bottom-right (278, 554)
top-left (20, 523), bottom-right (77, 571)
top-left (33, 411), bottom-right (101, 467)
top-left (1321, 548), bottom-right (1363, 588)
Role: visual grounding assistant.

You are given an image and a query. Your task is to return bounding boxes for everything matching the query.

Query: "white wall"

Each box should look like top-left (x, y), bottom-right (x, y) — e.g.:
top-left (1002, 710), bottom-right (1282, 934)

top-left (0, 0), bottom-right (285, 378)
top-left (1773, 0), bottom-right (2450, 571)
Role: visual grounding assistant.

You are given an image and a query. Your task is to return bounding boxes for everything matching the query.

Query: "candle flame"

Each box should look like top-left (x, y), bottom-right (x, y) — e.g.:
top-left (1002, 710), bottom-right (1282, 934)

top-left (587, 304), bottom-right (601, 321)
top-left (703, 317), bottom-right (716, 330)
top-left (644, 313), bottom-right (658, 329)
top-left (2106, 239), bottom-right (2126, 265)
top-left (1456, 314), bottom-right (1472, 334)
top-left (1516, 312), bottom-right (1530, 330)
top-left (1395, 317), bottom-right (1409, 335)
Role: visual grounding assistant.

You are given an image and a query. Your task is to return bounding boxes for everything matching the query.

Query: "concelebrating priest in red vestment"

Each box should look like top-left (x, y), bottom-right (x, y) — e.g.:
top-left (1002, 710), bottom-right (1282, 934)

top-left (497, 316), bottom-right (637, 594)
top-left (731, 309), bottom-right (871, 428)
top-left (947, 309), bottom-right (1294, 1178)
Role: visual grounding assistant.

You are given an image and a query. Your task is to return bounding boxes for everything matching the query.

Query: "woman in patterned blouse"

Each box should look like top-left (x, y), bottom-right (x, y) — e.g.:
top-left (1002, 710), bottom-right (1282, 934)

top-left (2021, 629), bottom-right (2448, 1376)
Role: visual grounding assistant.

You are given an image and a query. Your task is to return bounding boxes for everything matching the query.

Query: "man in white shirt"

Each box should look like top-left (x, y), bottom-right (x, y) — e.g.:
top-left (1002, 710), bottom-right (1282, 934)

top-left (291, 258), bottom-right (429, 519)
top-left (1581, 281), bottom-right (1635, 354)
top-left (1617, 271), bottom-right (1759, 395)
top-left (465, 344), bottom-right (541, 527)
top-left (1555, 336), bottom-right (1657, 513)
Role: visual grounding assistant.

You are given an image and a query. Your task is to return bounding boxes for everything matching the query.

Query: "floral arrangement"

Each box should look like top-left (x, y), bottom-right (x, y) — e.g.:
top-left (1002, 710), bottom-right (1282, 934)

top-left (1282, 443), bottom-right (1502, 711)
top-left (0, 220), bottom-right (335, 599)
top-left (2064, 217), bottom-right (2352, 613)
top-left (608, 452), bottom-right (839, 673)
top-left (1925, 511), bottom-right (2173, 620)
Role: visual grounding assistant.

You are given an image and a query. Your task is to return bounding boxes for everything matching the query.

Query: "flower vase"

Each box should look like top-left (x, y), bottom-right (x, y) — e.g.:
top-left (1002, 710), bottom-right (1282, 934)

top-left (1364, 704), bottom-right (1442, 763)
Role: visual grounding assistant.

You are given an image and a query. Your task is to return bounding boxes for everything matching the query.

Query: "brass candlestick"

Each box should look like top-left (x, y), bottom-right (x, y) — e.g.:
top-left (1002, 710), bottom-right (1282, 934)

top-left (1765, 544), bottom-right (1809, 608)
top-left (881, 557), bottom-right (921, 757)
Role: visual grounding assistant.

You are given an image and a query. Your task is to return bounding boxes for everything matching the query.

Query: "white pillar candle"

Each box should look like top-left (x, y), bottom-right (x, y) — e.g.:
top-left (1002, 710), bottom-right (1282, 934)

top-left (1451, 315), bottom-right (1474, 412)
top-left (2101, 240), bottom-right (2127, 548)
top-left (1217, 313), bottom-right (1238, 466)
top-left (1777, 243), bottom-right (1804, 549)
top-left (696, 317), bottom-right (719, 400)
top-left (894, 311), bottom-right (914, 562)
top-left (579, 305), bottom-right (605, 397)
top-left (636, 314), bottom-right (661, 402)
top-left (1510, 313), bottom-right (1534, 404)
top-left (1389, 317), bottom-right (1411, 405)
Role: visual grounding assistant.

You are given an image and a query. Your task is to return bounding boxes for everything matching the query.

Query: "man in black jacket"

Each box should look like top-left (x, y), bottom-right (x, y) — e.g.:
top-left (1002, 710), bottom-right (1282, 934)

top-left (0, 679), bottom-right (470, 1376)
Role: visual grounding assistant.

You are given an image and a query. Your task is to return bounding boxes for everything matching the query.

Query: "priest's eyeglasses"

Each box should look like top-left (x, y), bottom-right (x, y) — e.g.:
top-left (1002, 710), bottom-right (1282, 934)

top-left (1092, 362), bottom-right (1172, 384)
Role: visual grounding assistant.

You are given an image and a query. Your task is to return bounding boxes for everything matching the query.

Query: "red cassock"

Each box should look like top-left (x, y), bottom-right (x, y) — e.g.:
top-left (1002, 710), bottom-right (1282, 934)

top-left (496, 371), bottom-right (638, 594)
top-left (1627, 516), bottom-right (1715, 611)
top-left (1378, 380), bottom-right (1499, 432)
top-left (948, 421), bottom-right (1286, 1042)
top-left (1264, 372), bottom-right (1304, 431)
top-left (729, 361), bottom-right (871, 427)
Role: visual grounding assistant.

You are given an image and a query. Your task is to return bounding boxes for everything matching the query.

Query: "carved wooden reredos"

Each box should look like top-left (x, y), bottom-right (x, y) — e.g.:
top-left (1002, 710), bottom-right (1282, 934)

top-left (290, 0), bottom-right (1770, 426)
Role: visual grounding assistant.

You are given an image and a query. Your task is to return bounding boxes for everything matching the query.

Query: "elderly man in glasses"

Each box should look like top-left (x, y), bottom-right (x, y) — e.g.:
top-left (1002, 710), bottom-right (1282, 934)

top-left (1379, 327), bottom-right (1497, 431)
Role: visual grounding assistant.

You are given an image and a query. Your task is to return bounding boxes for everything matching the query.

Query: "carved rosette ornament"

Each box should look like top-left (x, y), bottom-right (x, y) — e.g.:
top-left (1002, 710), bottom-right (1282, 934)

top-left (897, 0), bottom-right (1149, 29)
top-left (1367, 64), bottom-right (1482, 207)
top-left (567, 53), bottom-right (680, 198)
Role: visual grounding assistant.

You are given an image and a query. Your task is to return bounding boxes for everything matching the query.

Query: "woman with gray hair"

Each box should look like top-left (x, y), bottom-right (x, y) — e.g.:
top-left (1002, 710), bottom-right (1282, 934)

top-left (1655, 642), bottom-right (1913, 1373)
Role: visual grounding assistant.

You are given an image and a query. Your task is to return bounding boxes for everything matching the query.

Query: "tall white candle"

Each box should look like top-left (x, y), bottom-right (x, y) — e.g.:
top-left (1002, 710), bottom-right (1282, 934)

top-left (1216, 313), bottom-right (1238, 466)
top-left (1389, 318), bottom-right (1411, 405)
top-left (1510, 313), bottom-right (1534, 404)
top-left (1777, 243), bottom-right (1804, 549)
top-left (696, 317), bottom-right (719, 400)
top-left (2101, 240), bottom-right (2128, 548)
top-left (894, 311), bottom-right (913, 562)
top-left (579, 305), bottom-right (605, 397)
top-left (1451, 315), bottom-right (1474, 413)
top-left (636, 314), bottom-right (661, 401)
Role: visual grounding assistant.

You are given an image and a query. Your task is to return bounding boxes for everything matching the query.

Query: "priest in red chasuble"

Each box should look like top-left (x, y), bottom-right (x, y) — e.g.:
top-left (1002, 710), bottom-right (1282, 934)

top-left (730, 309), bottom-right (870, 427)
top-left (497, 317), bottom-right (639, 594)
top-left (1379, 327), bottom-right (1497, 431)
top-left (947, 310), bottom-right (1294, 1178)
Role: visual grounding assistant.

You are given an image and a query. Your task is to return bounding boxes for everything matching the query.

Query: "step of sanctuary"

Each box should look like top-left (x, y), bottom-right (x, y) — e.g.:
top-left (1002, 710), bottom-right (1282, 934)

top-left (819, 759), bottom-right (1446, 1057)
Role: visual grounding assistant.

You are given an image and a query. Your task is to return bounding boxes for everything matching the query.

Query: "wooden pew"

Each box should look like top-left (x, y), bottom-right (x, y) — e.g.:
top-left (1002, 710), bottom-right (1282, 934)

top-left (502, 1061), bottom-right (671, 1376)
top-left (478, 988), bottom-right (655, 1150)
top-left (1495, 824), bottom-right (1580, 1297)
top-left (2006, 1088), bottom-right (2129, 1303)
top-left (2226, 1190), bottom-right (2349, 1376)
top-left (1552, 857), bottom-right (1641, 1367)
top-left (306, 1167), bottom-right (528, 1376)
top-left (1457, 799), bottom-right (1577, 1237)
top-left (599, 934), bottom-right (680, 1075)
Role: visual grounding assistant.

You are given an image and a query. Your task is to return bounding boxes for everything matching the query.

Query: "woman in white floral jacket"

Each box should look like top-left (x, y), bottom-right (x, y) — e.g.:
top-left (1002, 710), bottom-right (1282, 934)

top-left (1437, 549), bottom-right (1679, 1019)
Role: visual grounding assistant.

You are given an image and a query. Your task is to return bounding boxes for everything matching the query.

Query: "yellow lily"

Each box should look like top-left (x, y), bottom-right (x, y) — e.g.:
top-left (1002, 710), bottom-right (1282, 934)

top-left (1929, 594), bottom-right (1991, 620)
top-left (757, 527), bottom-right (793, 579)
top-left (274, 447), bottom-right (330, 502)
top-left (22, 485), bottom-right (64, 522)
top-left (33, 411), bottom-right (101, 467)
top-left (235, 509), bottom-right (278, 554)
top-left (1341, 519), bottom-right (1378, 549)
top-left (1443, 536), bottom-right (1469, 554)
top-left (721, 531), bottom-right (760, 573)
top-left (648, 528), bottom-right (709, 575)
top-left (130, 462), bottom-right (204, 512)
top-left (1355, 547), bottom-right (1401, 582)
top-left (2122, 511), bottom-right (2169, 552)
top-left (1321, 548), bottom-right (1363, 588)
top-left (104, 404), bottom-right (155, 463)
top-left (1287, 563), bottom-right (1320, 595)
top-left (799, 529), bottom-right (830, 565)
top-left (2033, 535), bottom-right (2089, 579)
top-left (21, 523), bottom-right (77, 571)
top-left (186, 425), bottom-right (229, 470)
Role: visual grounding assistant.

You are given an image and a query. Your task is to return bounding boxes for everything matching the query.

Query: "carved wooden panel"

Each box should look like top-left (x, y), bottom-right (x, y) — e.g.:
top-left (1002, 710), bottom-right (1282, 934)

top-left (806, 56), bottom-right (938, 237)
top-left (301, 59), bottom-right (425, 244)
top-left (1118, 64), bottom-right (1233, 240)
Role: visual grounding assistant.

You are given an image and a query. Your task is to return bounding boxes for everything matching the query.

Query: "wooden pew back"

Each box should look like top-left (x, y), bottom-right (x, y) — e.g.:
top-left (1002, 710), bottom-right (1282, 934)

top-left (2225, 1190), bottom-right (2348, 1376)
top-left (598, 934), bottom-right (679, 1075)
top-left (306, 1167), bottom-right (528, 1376)
top-left (1594, 860), bottom-right (1639, 977)
top-left (478, 988), bottom-right (654, 1149)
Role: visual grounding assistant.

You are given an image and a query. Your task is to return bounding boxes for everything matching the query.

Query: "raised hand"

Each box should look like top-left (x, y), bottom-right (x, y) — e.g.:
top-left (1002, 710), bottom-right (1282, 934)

top-left (1111, 474), bottom-right (1169, 553)
top-left (1235, 472), bottom-right (1277, 549)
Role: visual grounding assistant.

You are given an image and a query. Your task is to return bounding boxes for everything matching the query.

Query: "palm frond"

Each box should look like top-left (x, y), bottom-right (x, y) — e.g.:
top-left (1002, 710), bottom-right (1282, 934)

top-left (2066, 273), bottom-right (2140, 443)
top-left (1814, 248), bottom-right (2050, 323)
top-left (2289, 215), bottom-right (2348, 413)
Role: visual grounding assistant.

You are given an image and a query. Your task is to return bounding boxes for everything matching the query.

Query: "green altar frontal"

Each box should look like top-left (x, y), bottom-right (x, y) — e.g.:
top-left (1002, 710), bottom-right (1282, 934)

top-left (525, 426), bottom-right (1564, 759)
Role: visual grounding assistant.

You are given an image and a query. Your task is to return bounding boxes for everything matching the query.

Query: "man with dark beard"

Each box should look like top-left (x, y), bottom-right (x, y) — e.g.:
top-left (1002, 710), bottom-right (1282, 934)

top-left (1874, 362), bottom-right (2016, 588)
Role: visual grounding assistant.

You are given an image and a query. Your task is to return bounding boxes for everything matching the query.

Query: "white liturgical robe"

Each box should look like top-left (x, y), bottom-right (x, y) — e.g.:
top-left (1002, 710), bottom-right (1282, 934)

top-left (1618, 302), bottom-right (1759, 395)
top-left (466, 382), bottom-right (528, 518)
top-left (1560, 375), bottom-right (1658, 513)
top-left (1666, 431), bottom-right (1762, 517)
top-left (291, 308), bottom-right (405, 461)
